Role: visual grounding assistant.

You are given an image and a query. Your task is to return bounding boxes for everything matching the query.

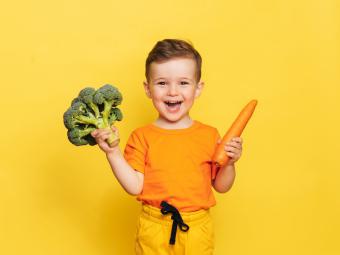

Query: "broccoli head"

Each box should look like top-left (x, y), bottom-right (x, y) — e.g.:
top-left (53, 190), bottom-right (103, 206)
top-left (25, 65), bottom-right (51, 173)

top-left (63, 84), bottom-right (123, 147)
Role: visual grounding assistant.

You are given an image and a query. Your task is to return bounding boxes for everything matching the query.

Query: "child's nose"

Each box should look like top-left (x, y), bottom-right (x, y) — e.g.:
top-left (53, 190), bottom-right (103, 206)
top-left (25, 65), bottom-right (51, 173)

top-left (168, 84), bottom-right (179, 95)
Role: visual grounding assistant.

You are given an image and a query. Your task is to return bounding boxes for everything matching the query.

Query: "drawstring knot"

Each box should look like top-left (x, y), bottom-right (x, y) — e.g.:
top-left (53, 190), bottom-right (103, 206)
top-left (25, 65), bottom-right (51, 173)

top-left (160, 201), bottom-right (190, 245)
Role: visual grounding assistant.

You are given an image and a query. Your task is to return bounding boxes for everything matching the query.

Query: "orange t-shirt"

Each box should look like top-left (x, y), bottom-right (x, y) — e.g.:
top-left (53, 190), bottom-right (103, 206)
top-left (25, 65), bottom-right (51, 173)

top-left (123, 120), bottom-right (221, 212)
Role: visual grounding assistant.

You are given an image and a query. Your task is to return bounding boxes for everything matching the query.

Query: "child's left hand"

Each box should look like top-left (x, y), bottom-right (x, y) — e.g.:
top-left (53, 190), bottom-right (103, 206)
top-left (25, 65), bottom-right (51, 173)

top-left (218, 137), bottom-right (243, 165)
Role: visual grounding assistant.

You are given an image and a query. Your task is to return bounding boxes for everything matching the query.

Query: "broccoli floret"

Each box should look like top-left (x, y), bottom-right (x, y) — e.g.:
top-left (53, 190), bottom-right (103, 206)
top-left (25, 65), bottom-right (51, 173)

top-left (108, 107), bottom-right (123, 125)
top-left (93, 84), bottom-right (122, 127)
top-left (67, 128), bottom-right (96, 146)
top-left (63, 84), bottom-right (123, 147)
top-left (78, 87), bottom-right (100, 118)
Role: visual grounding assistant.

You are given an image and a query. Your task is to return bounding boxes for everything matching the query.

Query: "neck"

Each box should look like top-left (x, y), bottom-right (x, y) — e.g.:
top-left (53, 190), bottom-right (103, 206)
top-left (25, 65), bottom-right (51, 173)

top-left (154, 116), bottom-right (193, 129)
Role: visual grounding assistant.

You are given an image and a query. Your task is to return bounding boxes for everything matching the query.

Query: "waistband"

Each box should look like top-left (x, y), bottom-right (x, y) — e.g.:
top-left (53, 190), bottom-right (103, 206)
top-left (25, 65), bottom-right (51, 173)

top-left (141, 203), bottom-right (210, 226)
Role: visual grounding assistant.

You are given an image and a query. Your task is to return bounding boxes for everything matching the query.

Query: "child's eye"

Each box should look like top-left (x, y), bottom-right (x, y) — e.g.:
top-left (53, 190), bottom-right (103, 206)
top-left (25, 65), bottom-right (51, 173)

top-left (157, 81), bottom-right (166, 86)
top-left (180, 81), bottom-right (189, 85)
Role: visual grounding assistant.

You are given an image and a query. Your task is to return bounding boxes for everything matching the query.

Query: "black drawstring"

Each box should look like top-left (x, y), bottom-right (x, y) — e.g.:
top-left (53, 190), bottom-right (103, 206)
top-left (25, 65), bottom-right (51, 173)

top-left (160, 201), bottom-right (190, 245)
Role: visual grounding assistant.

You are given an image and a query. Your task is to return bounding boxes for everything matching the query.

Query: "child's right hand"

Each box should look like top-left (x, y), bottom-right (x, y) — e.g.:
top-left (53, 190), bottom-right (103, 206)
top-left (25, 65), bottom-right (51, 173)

top-left (91, 126), bottom-right (120, 154)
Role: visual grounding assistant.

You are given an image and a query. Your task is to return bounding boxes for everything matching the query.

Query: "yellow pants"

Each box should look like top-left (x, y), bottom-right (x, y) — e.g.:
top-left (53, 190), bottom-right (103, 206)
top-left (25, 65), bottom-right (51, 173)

top-left (135, 203), bottom-right (214, 255)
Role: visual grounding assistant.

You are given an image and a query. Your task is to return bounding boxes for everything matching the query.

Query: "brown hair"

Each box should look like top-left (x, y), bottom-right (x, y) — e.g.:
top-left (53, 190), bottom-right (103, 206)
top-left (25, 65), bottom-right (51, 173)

top-left (145, 39), bottom-right (202, 82)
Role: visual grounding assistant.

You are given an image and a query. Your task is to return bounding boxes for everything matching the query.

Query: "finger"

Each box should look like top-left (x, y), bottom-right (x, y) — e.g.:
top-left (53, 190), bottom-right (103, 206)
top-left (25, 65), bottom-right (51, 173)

top-left (226, 151), bottom-right (235, 157)
top-left (111, 126), bottom-right (119, 136)
top-left (97, 133), bottom-right (112, 142)
top-left (93, 128), bottom-right (108, 137)
top-left (217, 138), bottom-right (222, 144)
top-left (227, 151), bottom-right (241, 161)
top-left (98, 140), bottom-right (110, 150)
top-left (226, 141), bottom-right (242, 149)
top-left (225, 145), bottom-right (240, 153)
top-left (91, 129), bottom-right (98, 137)
top-left (231, 137), bottom-right (243, 144)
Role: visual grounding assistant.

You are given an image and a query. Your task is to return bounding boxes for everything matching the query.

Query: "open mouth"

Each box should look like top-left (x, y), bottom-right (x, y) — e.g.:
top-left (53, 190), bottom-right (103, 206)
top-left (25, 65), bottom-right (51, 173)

top-left (164, 100), bottom-right (183, 112)
top-left (164, 100), bottom-right (182, 106)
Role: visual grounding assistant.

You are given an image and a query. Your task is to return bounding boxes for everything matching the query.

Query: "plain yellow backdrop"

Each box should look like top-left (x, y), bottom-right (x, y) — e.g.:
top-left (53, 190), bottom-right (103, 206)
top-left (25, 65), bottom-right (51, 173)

top-left (1, 0), bottom-right (339, 254)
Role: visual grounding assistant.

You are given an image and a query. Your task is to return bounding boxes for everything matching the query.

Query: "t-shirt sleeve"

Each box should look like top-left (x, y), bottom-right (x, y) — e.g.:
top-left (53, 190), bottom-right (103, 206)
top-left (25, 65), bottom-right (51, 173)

top-left (213, 128), bottom-right (221, 145)
top-left (123, 130), bottom-right (147, 174)
top-left (211, 128), bottom-right (222, 181)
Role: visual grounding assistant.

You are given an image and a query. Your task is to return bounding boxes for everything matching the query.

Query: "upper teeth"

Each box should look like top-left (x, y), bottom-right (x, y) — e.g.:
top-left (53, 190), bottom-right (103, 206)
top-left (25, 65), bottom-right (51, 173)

top-left (166, 101), bottom-right (181, 103)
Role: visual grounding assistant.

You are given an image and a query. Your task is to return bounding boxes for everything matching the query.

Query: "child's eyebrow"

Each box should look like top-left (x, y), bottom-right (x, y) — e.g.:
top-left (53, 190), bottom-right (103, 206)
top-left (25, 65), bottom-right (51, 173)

top-left (153, 77), bottom-right (193, 82)
top-left (154, 77), bottom-right (166, 81)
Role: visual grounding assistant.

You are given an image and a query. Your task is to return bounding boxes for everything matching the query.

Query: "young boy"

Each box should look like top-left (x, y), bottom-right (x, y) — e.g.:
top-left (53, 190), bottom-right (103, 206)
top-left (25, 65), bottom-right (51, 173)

top-left (91, 39), bottom-right (243, 255)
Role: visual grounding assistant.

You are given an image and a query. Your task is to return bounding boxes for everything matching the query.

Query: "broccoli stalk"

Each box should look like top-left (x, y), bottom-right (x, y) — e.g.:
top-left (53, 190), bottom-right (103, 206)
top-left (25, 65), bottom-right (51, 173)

top-left (63, 84), bottom-right (123, 147)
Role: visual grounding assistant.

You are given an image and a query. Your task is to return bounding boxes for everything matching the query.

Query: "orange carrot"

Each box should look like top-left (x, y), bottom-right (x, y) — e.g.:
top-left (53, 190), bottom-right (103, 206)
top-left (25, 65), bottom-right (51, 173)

top-left (212, 99), bottom-right (258, 178)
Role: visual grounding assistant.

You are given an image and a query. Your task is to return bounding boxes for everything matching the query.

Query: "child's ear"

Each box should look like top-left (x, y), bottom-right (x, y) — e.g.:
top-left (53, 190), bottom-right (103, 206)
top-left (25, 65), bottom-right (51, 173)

top-left (194, 81), bottom-right (204, 98)
top-left (143, 81), bottom-right (152, 98)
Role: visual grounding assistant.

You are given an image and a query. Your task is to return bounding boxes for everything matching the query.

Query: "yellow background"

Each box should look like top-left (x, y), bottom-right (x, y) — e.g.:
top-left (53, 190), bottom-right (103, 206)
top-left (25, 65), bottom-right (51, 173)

top-left (1, 0), bottom-right (339, 254)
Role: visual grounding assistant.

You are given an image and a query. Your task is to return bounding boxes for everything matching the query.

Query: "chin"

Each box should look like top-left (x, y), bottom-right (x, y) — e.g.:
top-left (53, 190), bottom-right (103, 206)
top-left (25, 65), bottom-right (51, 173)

top-left (165, 114), bottom-right (188, 122)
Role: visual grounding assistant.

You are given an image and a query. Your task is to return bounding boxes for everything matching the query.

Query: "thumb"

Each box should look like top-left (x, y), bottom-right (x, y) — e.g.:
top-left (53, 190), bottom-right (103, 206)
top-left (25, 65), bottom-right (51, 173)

top-left (217, 139), bottom-right (222, 144)
top-left (111, 125), bottom-right (119, 136)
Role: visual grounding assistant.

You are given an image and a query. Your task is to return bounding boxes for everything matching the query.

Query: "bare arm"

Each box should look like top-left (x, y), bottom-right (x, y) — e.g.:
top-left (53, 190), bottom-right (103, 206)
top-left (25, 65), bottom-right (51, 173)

top-left (91, 126), bottom-right (144, 196)
top-left (212, 137), bottom-right (243, 193)
top-left (106, 147), bottom-right (144, 195)
top-left (212, 163), bottom-right (236, 193)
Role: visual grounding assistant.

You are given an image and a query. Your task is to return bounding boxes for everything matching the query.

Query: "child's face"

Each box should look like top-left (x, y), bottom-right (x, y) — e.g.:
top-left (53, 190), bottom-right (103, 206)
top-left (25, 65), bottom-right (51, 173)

top-left (143, 57), bottom-right (204, 124)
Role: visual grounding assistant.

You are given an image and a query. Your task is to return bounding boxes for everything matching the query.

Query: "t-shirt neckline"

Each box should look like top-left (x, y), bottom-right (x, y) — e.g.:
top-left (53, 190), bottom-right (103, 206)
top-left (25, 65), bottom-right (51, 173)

top-left (148, 120), bottom-right (201, 134)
